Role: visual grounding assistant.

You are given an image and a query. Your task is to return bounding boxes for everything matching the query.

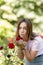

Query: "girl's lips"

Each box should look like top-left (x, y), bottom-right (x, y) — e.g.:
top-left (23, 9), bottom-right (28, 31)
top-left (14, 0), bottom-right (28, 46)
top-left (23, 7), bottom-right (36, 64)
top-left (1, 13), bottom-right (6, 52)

top-left (21, 33), bottom-right (24, 35)
top-left (20, 34), bottom-right (24, 37)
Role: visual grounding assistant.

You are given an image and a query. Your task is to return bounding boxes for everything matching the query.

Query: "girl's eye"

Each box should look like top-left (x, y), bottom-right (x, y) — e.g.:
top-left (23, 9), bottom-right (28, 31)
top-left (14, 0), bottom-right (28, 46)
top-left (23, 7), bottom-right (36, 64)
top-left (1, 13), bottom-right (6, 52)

top-left (23, 28), bottom-right (27, 30)
top-left (19, 27), bottom-right (27, 30)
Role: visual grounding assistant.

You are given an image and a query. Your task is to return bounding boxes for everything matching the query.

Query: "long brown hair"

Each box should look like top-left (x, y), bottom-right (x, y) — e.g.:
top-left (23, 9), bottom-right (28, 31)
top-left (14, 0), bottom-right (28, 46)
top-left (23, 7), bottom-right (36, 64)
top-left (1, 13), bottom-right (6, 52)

top-left (15, 18), bottom-right (38, 40)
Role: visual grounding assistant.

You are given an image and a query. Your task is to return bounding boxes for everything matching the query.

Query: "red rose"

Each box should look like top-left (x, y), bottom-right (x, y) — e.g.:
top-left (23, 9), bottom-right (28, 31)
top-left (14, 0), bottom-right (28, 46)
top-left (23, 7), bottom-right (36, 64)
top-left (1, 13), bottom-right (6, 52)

top-left (40, 35), bottom-right (43, 39)
top-left (0, 46), bottom-right (3, 50)
top-left (16, 37), bottom-right (22, 41)
top-left (8, 42), bottom-right (15, 49)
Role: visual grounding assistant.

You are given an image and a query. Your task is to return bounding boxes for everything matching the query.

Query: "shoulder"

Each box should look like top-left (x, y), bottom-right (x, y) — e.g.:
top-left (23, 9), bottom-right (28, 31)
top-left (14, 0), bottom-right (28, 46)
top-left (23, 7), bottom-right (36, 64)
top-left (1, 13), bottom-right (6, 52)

top-left (34, 35), bottom-right (43, 43)
top-left (31, 35), bottom-right (42, 47)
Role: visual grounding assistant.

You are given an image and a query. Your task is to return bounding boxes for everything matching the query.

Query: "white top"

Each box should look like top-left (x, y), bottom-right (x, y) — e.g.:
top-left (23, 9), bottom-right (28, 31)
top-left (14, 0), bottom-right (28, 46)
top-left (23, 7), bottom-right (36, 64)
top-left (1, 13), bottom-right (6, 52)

top-left (27, 36), bottom-right (43, 57)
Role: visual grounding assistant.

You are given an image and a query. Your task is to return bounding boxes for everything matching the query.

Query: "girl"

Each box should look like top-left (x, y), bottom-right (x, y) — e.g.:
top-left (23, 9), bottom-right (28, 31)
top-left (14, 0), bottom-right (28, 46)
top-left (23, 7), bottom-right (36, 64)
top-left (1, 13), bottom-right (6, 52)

top-left (15, 18), bottom-right (43, 65)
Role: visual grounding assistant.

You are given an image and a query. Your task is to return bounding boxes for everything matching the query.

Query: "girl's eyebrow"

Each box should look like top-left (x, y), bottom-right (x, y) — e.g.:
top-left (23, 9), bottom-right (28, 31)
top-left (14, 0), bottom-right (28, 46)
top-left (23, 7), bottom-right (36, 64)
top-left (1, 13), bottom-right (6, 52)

top-left (19, 26), bottom-right (27, 30)
top-left (19, 26), bottom-right (27, 29)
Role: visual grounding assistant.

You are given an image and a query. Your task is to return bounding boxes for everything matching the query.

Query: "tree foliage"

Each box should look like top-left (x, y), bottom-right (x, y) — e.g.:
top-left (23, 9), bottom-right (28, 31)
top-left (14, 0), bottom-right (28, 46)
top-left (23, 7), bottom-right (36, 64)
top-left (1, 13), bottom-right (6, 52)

top-left (0, 0), bottom-right (43, 43)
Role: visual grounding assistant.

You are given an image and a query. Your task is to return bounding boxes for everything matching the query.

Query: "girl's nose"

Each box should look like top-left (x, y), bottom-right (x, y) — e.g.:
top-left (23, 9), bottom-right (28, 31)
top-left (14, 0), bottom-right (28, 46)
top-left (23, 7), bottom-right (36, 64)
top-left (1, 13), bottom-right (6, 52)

top-left (21, 29), bottom-right (24, 33)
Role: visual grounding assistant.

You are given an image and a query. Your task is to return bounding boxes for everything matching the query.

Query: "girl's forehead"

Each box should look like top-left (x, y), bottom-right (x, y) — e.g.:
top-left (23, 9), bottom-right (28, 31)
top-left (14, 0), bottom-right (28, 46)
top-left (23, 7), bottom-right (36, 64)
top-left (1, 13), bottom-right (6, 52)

top-left (19, 22), bottom-right (27, 27)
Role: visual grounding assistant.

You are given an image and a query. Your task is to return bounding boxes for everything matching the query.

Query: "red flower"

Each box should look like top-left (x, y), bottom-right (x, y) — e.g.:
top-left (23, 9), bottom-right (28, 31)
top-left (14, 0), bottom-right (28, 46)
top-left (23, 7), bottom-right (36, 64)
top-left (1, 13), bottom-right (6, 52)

top-left (16, 37), bottom-right (22, 41)
top-left (0, 46), bottom-right (3, 50)
top-left (8, 42), bottom-right (15, 49)
top-left (40, 35), bottom-right (43, 39)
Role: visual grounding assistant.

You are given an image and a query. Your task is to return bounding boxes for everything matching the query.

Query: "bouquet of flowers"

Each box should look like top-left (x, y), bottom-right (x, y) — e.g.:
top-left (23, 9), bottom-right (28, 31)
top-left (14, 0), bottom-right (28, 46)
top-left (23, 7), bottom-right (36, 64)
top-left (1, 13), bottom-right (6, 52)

top-left (15, 37), bottom-right (26, 50)
top-left (0, 37), bottom-right (24, 65)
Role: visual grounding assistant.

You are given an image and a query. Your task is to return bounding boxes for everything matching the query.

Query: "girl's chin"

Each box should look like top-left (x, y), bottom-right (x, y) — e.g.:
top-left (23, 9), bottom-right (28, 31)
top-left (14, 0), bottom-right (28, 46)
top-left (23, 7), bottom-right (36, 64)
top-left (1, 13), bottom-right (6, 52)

top-left (20, 36), bottom-right (23, 39)
top-left (20, 35), bottom-right (25, 39)
top-left (21, 36), bottom-right (23, 38)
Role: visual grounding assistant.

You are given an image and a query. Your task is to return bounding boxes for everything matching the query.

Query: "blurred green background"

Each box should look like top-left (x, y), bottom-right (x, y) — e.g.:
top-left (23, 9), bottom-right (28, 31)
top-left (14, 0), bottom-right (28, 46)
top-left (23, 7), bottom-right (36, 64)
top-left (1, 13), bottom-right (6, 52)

top-left (0, 0), bottom-right (43, 65)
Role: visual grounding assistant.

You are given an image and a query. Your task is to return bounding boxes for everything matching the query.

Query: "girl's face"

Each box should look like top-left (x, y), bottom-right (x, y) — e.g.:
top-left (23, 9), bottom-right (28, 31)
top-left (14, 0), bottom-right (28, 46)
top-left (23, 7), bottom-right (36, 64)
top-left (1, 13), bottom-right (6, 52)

top-left (19, 22), bottom-right (28, 40)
